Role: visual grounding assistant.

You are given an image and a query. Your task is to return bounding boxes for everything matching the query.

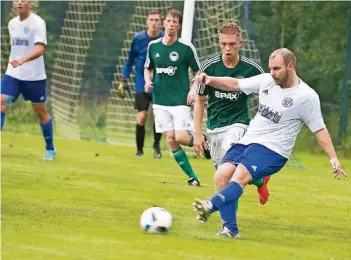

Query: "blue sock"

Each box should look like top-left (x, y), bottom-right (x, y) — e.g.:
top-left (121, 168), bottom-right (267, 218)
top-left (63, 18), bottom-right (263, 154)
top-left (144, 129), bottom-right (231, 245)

top-left (219, 199), bottom-right (239, 234)
top-left (1, 112), bottom-right (5, 130)
top-left (40, 118), bottom-right (55, 150)
top-left (209, 181), bottom-right (243, 211)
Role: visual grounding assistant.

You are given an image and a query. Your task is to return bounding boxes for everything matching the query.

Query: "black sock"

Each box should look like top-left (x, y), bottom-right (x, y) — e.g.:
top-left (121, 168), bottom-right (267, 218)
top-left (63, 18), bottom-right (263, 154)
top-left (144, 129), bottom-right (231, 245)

top-left (153, 123), bottom-right (161, 148)
top-left (136, 124), bottom-right (145, 152)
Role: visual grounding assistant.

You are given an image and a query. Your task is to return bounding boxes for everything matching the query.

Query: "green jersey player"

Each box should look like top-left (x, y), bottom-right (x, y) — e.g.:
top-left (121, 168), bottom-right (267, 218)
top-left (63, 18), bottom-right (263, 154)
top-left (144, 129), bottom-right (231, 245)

top-left (144, 8), bottom-right (210, 186)
top-left (194, 21), bottom-right (270, 207)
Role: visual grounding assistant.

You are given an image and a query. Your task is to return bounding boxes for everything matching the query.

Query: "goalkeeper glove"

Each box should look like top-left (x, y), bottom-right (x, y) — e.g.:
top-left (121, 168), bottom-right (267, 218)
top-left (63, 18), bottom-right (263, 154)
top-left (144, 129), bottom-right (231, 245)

top-left (118, 77), bottom-right (128, 99)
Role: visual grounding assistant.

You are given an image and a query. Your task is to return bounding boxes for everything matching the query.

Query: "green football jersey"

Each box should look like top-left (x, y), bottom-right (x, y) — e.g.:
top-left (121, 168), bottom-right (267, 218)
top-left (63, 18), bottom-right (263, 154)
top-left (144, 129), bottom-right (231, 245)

top-left (197, 53), bottom-right (264, 131)
top-left (145, 38), bottom-right (200, 106)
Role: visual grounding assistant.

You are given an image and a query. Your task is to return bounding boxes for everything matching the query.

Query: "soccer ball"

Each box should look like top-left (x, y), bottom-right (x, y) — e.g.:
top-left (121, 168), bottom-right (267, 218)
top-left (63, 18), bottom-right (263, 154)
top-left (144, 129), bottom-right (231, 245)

top-left (140, 207), bottom-right (172, 234)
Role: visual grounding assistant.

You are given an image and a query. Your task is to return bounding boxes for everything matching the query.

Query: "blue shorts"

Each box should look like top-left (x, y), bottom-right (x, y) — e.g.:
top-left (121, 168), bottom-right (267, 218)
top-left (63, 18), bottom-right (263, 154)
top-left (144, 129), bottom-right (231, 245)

top-left (1, 75), bottom-right (47, 103)
top-left (221, 143), bottom-right (288, 180)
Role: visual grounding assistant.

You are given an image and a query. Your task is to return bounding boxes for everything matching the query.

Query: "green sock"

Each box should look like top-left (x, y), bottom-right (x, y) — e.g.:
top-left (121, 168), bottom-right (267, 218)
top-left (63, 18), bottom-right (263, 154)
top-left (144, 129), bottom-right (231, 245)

top-left (250, 178), bottom-right (264, 188)
top-left (234, 199), bottom-right (239, 211)
top-left (172, 147), bottom-right (198, 179)
top-left (188, 132), bottom-right (194, 147)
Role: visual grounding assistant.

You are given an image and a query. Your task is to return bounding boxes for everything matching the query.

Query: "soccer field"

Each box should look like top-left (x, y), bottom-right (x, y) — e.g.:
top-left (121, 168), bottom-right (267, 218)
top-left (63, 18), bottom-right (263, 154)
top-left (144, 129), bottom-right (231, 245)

top-left (1, 132), bottom-right (350, 260)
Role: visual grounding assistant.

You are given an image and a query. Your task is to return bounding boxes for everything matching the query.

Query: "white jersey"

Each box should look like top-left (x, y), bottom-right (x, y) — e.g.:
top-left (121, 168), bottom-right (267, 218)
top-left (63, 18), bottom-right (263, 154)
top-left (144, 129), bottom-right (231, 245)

top-left (238, 73), bottom-right (326, 158)
top-left (6, 13), bottom-right (47, 81)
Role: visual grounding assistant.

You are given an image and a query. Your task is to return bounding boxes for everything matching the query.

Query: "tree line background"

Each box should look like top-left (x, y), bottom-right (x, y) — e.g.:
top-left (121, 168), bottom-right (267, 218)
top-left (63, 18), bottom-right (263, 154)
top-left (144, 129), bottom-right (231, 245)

top-left (253, 1), bottom-right (350, 155)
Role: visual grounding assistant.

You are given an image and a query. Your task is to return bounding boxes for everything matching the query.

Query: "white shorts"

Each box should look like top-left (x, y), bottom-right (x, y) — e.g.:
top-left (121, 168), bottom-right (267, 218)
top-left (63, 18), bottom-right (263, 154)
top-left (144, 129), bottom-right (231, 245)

top-left (209, 124), bottom-right (248, 168)
top-left (153, 105), bottom-right (193, 133)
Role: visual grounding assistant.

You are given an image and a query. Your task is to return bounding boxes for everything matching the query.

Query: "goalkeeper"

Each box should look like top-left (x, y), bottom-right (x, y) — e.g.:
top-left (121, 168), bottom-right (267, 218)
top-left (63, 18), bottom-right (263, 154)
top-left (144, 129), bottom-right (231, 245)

top-left (119, 10), bottom-right (164, 158)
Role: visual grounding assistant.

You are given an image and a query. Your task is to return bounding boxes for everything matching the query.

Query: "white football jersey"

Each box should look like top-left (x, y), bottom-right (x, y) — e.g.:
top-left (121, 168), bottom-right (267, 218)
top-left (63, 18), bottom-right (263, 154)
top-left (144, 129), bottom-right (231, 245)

top-left (6, 13), bottom-right (47, 81)
top-left (238, 73), bottom-right (326, 158)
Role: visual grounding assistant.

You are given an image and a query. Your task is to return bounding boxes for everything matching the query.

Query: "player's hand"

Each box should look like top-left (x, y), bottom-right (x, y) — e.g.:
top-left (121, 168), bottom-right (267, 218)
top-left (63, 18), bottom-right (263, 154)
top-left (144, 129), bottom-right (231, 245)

top-left (10, 58), bottom-right (25, 68)
top-left (196, 73), bottom-right (211, 85)
top-left (330, 157), bottom-right (347, 180)
top-left (118, 77), bottom-right (128, 99)
top-left (145, 81), bottom-right (153, 92)
top-left (187, 90), bottom-right (196, 105)
top-left (193, 133), bottom-right (207, 157)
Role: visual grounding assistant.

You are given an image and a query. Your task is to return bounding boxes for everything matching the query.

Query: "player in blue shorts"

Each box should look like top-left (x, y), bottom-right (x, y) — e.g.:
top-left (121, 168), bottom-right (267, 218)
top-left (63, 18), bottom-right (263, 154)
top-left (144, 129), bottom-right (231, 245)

top-left (192, 48), bottom-right (347, 238)
top-left (1, 0), bottom-right (55, 160)
top-left (119, 10), bottom-right (164, 159)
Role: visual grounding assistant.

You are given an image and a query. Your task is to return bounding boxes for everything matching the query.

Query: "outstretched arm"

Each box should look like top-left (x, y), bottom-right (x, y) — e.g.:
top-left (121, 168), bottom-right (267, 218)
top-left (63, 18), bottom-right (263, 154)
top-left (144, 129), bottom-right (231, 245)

top-left (196, 73), bottom-right (240, 92)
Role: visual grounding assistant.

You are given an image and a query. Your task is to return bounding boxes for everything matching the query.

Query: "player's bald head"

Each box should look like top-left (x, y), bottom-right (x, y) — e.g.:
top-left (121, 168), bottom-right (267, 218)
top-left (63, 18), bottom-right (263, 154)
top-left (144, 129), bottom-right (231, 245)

top-left (270, 48), bottom-right (296, 68)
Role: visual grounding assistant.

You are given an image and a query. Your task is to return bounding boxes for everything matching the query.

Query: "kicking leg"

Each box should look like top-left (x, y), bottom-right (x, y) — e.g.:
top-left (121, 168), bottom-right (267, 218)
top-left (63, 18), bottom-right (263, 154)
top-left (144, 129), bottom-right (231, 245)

top-left (214, 162), bottom-right (237, 191)
top-left (193, 163), bottom-right (251, 222)
top-left (214, 162), bottom-right (241, 238)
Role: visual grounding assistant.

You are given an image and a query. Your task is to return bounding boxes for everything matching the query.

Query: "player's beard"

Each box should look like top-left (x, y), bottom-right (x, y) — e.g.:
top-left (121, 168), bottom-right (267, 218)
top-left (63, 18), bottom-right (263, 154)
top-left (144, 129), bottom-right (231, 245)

top-left (275, 71), bottom-right (289, 87)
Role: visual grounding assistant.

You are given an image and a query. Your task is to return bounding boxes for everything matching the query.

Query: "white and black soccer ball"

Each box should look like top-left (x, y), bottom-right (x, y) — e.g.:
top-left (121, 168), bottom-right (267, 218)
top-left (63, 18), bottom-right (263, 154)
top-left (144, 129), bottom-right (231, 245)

top-left (140, 207), bottom-right (172, 234)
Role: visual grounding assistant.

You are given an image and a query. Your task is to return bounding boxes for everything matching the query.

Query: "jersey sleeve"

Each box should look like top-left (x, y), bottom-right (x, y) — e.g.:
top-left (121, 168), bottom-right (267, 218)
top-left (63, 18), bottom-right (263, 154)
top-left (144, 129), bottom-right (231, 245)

top-left (300, 91), bottom-right (326, 133)
top-left (144, 41), bottom-right (155, 69)
top-left (34, 18), bottom-right (47, 46)
top-left (122, 35), bottom-right (138, 77)
top-left (8, 21), bottom-right (11, 45)
top-left (239, 73), bottom-right (272, 95)
top-left (187, 43), bottom-right (200, 73)
top-left (196, 61), bottom-right (211, 96)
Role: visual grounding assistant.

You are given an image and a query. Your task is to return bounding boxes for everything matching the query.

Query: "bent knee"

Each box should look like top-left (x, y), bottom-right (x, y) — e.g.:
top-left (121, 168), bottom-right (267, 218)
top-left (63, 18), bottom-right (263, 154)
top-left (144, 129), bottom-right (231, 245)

top-left (32, 106), bottom-right (47, 115)
top-left (174, 130), bottom-right (190, 144)
top-left (32, 104), bottom-right (50, 122)
top-left (174, 135), bottom-right (183, 144)
top-left (214, 173), bottom-right (228, 186)
top-left (137, 111), bottom-right (148, 125)
top-left (215, 165), bottom-right (235, 183)
top-left (1, 95), bottom-right (13, 111)
top-left (165, 132), bottom-right (176, 144)
top-left (231, 164), bottom-right (253, 186)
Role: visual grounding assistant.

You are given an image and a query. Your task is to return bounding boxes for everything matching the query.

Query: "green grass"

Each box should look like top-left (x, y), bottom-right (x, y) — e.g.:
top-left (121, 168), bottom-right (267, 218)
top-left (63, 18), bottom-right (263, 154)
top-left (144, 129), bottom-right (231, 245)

top-left (1, 132), bottom-right (351, 260)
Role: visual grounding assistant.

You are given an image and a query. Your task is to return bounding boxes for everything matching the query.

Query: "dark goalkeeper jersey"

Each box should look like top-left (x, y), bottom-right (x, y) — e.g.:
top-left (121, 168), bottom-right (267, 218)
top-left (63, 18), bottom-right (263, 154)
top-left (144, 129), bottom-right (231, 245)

top-left (122, 30), bottom-right (164, 93)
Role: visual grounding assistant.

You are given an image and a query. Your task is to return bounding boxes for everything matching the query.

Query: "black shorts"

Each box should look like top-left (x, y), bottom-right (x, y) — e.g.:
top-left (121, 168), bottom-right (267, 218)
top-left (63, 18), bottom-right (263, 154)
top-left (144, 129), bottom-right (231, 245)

top-left (134, 92), bottom-right (153, 112)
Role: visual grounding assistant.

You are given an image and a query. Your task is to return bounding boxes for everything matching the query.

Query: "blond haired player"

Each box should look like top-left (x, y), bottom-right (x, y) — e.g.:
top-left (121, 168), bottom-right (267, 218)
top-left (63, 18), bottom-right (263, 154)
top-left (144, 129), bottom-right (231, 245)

top-left (194, 20), bottom-right (269, 200)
